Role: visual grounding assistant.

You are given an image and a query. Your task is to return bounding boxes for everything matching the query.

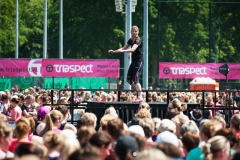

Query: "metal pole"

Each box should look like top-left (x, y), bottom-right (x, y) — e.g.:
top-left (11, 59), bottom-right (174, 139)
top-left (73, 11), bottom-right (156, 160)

top-left (59, 0), bottom-right (63, 59)
top-left (124, 0), bottom-right (132, 90)
top-left (157, 2), bottom-right (160, 78)
top-left (208, 2), bottom-right (212, 62)
top-left (43, 0), bottom-right (48, 58)
top-left (15, 0), bottom-right (19, 58)
top-left (143, 0), bottom-right (148, 89)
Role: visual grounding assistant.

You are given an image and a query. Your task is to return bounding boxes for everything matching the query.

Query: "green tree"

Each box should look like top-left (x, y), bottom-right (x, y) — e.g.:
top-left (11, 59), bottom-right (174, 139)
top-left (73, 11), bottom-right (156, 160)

top-left (0, 0), bottom-right (44, 58)
top-left (0, 0), bottom-right (15, 57)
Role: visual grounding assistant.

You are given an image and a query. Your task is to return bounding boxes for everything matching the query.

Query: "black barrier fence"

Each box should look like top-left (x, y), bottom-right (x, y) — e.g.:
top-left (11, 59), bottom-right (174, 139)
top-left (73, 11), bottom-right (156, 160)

top-left (49, 89), bottom-right (240, 128)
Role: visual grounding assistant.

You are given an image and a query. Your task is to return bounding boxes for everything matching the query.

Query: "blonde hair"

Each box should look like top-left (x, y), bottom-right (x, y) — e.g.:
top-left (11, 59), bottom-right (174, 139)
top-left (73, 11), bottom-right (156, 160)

top-left (200, 120), bottom-right (222, 140)
top-left (27, 117), bottom-right (36, 134)
top-left (230, 113), bottom-right (240, 131)
top-left (136, 148), bottom-right (171, 160)
top-left (172, 99), bottom-right (187, 112)
top-left (152, 117), bottom-right (161, 133)
top-left (105, 107), bottom-right (118, 118)
top-left (40, 110), bottom-right (63, 136)
top-left (80, 113), bottom-right (97, 128)
top-left (0, 120), bottom-right (12, 137)
top-left (212, 116), bottom-right (226, 128)
top-left (135, 109), bottom-right (151, 119)
top-left (171, 114), bottom-right (189, 127)
top-left (107, 95), bottom-right (113, 102)
top-left (139, 102), bottom-right (150, 110)
top-left (100, 114), bottom-right (115, 130)
top-left (0, 114), bottom-right (8, 123)
top-left (131, 25), bottom-right (139, 31)
top-left (43, 131), bottom-right (63, 150)
top-left (139, 118), bottom-right (155, 138)
top-left (61, 138), bottom-right (80, 160)
top-left (202, 136), bottom-right (229, 160)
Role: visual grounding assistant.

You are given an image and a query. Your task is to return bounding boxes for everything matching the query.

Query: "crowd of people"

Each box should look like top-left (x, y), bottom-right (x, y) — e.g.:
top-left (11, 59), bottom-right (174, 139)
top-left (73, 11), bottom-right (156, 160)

top-left (0, 84), bottom-right (240, 160)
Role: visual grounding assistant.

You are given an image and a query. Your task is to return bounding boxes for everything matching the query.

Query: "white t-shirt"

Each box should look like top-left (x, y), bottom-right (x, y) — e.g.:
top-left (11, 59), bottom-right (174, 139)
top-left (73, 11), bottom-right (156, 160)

top-left (0, 150), bottom-right (14, 159)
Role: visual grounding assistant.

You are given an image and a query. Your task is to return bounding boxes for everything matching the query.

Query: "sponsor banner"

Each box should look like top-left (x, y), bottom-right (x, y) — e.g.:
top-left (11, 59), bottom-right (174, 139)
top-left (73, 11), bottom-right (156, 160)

top-left (0, 59), bottom-right (120, 78)
top-left (159, 62), bottom-right (240, 80)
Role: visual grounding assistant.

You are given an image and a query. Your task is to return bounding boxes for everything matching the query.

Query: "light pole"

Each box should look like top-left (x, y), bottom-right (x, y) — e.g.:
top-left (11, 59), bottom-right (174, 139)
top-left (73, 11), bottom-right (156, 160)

top-left (114, 0), bottom-right (137, 90)
top-left (43, 0), bottom-right (47, 59)
top-left (59, 0), bottom-right (63, 59)
top-left (15, 0), bottom-right (19, 58)
top-left (143, 0), bottom-right (148, 89)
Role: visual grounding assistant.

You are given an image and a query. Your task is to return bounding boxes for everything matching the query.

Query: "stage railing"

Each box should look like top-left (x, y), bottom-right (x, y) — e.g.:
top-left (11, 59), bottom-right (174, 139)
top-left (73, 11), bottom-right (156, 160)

top-left (49, 89), bottom-right (240, 128)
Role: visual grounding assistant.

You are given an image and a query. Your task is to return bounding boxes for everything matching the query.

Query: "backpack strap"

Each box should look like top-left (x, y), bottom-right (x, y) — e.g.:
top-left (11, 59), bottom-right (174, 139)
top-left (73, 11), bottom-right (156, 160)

top-left (60, 123), bottom-right (67, 130)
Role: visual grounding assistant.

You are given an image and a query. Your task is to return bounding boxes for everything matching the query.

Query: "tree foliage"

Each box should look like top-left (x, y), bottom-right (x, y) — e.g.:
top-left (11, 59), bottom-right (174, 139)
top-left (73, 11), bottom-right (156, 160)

top-left (1, 0), bottom-right (240, 70)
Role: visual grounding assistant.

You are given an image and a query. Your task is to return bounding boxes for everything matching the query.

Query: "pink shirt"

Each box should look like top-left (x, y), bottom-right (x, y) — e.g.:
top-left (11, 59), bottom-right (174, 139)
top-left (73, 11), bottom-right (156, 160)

top-left (9, 107), bottom-right (22, 122)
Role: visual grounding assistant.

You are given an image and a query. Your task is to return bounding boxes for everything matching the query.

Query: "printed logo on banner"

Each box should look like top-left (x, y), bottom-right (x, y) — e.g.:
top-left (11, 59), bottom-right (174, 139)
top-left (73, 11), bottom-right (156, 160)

top-left (28, 59), bottom-right (42, 76)
top-left (46, 65), bottom-right (54, 72)
top-left (0, 59), bottom-right (120, 78)
top-left (163, 68), bottom-right (170, 74)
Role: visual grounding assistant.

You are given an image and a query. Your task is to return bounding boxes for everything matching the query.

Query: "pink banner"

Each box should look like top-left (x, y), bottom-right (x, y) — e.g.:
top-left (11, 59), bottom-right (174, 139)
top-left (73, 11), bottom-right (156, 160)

top-left (159, 62), bottom-right (240, 80)
top-left (0, 59), bottom-right (120, 78)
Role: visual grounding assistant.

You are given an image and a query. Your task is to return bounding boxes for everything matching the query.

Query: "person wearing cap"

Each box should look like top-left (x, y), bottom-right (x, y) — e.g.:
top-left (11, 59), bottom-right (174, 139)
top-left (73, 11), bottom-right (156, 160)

top-left (115, 135), bottom-right (139, 160)
top-left (33, 104), bottom-right (50, 136)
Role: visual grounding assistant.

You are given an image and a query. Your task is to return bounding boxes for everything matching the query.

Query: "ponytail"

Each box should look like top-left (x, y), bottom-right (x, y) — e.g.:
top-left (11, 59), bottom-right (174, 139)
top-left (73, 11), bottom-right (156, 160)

top-left (202, 143), bottom-right (213, 160)
top-left (39, 114), bottom-right (53, 137)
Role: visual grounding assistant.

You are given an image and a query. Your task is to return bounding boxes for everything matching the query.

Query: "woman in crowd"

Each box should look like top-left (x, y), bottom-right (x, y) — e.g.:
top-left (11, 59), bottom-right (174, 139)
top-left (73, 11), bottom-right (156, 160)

top-left (115, 135), bottom-right (139, 160)
top-left (34, 104), bottom-right (51, 136)
top-left (1, 94), bottom-right (9, 114)
top-left (9, 117), bottom-right (32, 152)
top-left (171, 114), bottom-right (189, 138)
top-left (138, 118), bottom-right (155, 149)
top-left (55, 105), bottom-right (77, 134)
top-left (38, 110), bottom-right (63, 137)
top-left (77, 112), bottom-right (97, 130)
top-left (172, 99), bottom-right (188, 116)
top-left (89, 132), bottom-right (113, 160)
top-left (43, 131), bottom-right (63, 160)
top-left (77, 126), bottom-right (96, 146)
top-left (107, 118), bottom-right (124, 141)
top-left (21, 95), bottom-right (37, 117)
top-left (230, 113), bottom-right (240, 138)
top-left (202, 135), bottom-right (231, 160)
top-left (14, 143), bottom-right (47, 159)
top-left (0, 121), bottom-right (14, 159)
top-left (200, 119), bottom-right (222, 145)
top-left (60, 130), bottom-right (80, 160)
top-left (214, 128), bottom-right (239, 154)
top-left (7, 97), bottom-right (22, 123)
top-left (182, 131), bottom-right (200, 158)
top-left (27, 117), bottom-right (43, 144)
top-left (37, 96), bottom-right (51, 112)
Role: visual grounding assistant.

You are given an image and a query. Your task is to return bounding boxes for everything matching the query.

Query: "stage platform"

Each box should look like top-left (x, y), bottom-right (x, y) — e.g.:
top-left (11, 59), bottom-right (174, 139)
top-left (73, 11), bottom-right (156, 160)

top-left (84, 102), bottom-right (201, 127)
